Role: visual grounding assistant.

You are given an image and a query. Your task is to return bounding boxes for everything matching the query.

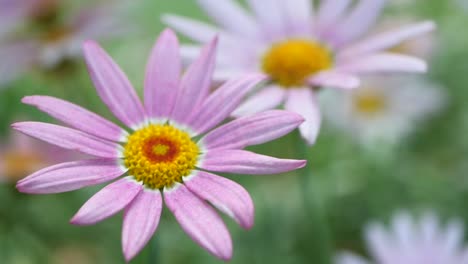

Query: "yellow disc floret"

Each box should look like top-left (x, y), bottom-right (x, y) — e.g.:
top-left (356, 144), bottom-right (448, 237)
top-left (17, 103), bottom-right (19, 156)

top-left (353, 89), bottom-right (387, 116)
top-left (123, 124), bottom-right (200, 189)
top-left (262, 39), bottom-right (333, 87)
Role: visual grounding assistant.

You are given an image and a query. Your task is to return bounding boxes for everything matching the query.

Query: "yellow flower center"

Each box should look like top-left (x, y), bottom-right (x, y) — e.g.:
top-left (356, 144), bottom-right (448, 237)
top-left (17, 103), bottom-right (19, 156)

top-left (4, 151), bottom-right (46, 181)
top-left (123, 124), bottom-right (200, 189)
top-left (353, 90), bottom-right (387, 115)
top-left (262, 39), bottom-right (333, 87)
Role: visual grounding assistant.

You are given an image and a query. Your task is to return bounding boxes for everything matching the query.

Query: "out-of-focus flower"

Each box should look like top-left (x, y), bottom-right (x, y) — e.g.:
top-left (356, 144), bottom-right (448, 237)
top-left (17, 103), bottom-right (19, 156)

top-left (51, 244), bottom-right (98, 264)
top-left (163, 0), bottom-right (435, 144)
top-left (321, 76), bottom-right (446, 146)
top-left (335, 211), bottom-right (468, 264)
top-left (376, 18), bottom-right (436, 60)
top-left (0, 0), bottom-right (130, 86)
top-left (13, 29), bottom-right (306, 261)
top-left (0, 131), bottom-right (76, 182)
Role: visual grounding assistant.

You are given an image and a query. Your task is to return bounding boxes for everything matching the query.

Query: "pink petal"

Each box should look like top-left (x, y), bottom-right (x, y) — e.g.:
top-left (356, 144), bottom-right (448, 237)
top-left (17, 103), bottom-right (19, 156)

top-left (17, 159), bottom-right (125, 194)
top-left (162, 14), bottom-right (217, 43)
top-left (185, 171), bottom-right (254, 229)
top-left (232, 85), bottom-right (286, 117)
top-left (285, 89), bottom-right (322, 145)
top-left (316, 0), bottom-right (352, 32)
top-left (309, 71), bottom-right (360, 89)
top-left (336, 53), bottom-right (427, 73)
top-left (196, 0), bottom-right (258, 37)
top-left (122, 189), bottom-right (163, 262)
top-left (186, 74), bottom-right (266, 135)
top-left (83, 41), bottom-right (146, 129)
top-left (201, 110), bottom-right (304, 150)
top-left (164, 183), bottom-right (232, 261)
top-left (71, 177), bottom-right (142, 225)
top-left (22, 96), bottom-right (126, 142)
top-left (144, 29), bottom-right (181, 119)
top-left (200, 149), bottom-right (306, 175)
top-left (171, 38), bottom-right (217, 124)
top-left (338, 21), bottom-right (436, 59)
top-left (12, 122), bottom-right (121, 158)
top-left (333, 0), bottom-right (386, 47)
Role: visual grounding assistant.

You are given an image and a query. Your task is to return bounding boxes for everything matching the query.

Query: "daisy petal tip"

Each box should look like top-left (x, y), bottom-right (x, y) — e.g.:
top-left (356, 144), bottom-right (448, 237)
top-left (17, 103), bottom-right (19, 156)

top-left (157, 28), bottom-right (179, 46)
top-left (15, 181), bottom-right (42, 195)
top-left (10, 122), bottom-right (21, 130)
top-left (305, 137), bottom-right (317, 146)
top-left (420, 63), bottom-right (428, 73)
top-left (82, 39), bottom-right (99, 51)
top-left (297, 160), bottom-right (307, 169)
top-left (69, 215), bottom-right (95, 226)
top-left (21, 95), bottom-right (35, 104)
top-left (69, 217), bottom-right (82, 226)
top-left (241, 217), bottom-right (254, 230)
top-left (290, 112), bottom-right (306, 124)
top-left (413, 61), bottom-right (428, 73)
top-left (160, 27), bottom-right (177, 37)
top-left (160, 14), bottom-right (178, 26)
top-left (424, 20), bottom-right (437, 31)
top-left (216, 249), bottom-right (233, 262)
top-left (16, 182), bottom-right (27, 193)
top-left (123, 249), bottom-right (137, 263)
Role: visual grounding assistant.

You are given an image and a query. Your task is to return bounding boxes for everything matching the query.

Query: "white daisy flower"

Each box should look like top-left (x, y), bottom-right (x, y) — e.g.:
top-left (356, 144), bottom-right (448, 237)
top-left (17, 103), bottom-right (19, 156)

top-left (320, 76), bottom-right (446, 146)
top-left (335, 211), bottom-right (468, 264)
top-left (163, 0), bottom-right (435, 144)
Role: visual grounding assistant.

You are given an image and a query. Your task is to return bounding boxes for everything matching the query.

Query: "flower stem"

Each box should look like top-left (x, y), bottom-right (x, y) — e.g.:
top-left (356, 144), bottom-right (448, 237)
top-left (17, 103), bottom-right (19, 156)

top-left (295, 133), bottom-right (332, 264)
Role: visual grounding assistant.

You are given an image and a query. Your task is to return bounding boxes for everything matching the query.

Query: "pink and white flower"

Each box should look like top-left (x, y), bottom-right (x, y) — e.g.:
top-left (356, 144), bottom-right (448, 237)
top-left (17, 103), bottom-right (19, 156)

top-left (163, 0), bottom-right (435, 144)
top-left (0, 131), bottom-right (78, 182)
top-left (335, 211), bottom-right (468, 264)
top-left (13, 29), bottom-right (306, 261)
top-left (0, 0), bottom-right (129, 86)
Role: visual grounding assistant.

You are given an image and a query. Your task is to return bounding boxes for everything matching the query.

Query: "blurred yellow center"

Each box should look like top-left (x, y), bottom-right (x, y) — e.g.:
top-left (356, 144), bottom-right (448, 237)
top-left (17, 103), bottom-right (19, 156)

top-left (353, 91), bottom-right (387, 115)
top-left (262, 39), bottom-right (332, 87)
top-left (4, 152), bottom-right (45, 181)
top-left (123, 124), bottom-right (199, 189)
top-left (43, 27), bottom-right (71, 43)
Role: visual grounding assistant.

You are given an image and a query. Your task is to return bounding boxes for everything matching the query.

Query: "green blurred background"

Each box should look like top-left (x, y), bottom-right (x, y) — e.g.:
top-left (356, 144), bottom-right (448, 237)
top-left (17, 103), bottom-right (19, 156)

top-left (1, 0), bottom-right (468, 263)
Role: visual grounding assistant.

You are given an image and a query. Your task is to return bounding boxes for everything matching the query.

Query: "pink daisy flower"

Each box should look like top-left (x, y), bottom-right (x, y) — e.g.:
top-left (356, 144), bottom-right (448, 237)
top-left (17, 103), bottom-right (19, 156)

top-left (163, 0), bottom-right (435, 144)
top-left (335, 211), bottom-right (468, 264)
top-left (0, 131), bottom-right (78, 182)
top-left (13, 29), bottom-right (306, 261)
top-left (0, 0), bottom-right (129, 86)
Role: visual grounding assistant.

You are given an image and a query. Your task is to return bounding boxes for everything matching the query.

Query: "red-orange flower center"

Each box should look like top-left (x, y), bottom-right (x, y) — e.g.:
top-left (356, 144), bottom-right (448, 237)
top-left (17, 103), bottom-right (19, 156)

top-left (142, 137), bottom-right (180, 163)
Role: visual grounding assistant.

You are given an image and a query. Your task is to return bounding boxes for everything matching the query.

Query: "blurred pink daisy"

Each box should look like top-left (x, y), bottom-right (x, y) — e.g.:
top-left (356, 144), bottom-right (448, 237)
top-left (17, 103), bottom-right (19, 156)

top-left (163, 0), bottom-right (435, 144)
top-left (0, 0), bottom-right (129, 86)
top-left (13, 29), bottom-right (306, 261)
top-left (0, 131), bottom-right (78, 182)
top-left (335, 211), bottom-right (468, 264)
